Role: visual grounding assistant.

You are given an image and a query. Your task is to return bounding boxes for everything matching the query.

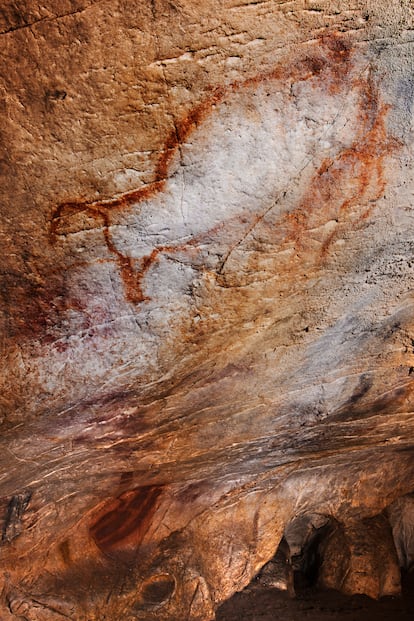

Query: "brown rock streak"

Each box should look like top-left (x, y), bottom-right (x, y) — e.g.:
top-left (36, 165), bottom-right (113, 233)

top-left (89, 485), bottom-right (163, 554)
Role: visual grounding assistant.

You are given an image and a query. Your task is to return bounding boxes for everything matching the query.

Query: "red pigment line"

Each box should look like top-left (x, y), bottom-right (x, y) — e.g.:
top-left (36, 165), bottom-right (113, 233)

top-left (51, 32), bottom-right (353, 224)
top-left (104, 224), bottom-right (201, 304)
top-left (219, 70), bottom-right (394, 277)
top-left (283, 74), bottom-right (399, 260)
top-left (50, 32), bottom-right (357, 304)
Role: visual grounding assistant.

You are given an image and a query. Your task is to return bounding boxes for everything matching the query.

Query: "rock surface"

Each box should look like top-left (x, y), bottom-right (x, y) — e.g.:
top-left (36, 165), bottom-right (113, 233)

top-left (318, 515), bottom-right (401, 599)
top-left (1, 0), bottom-right (414, 619)
top-left (387, 493), bottom-right (414, 570)
top-left (217, 569), bottom-right (414, 621)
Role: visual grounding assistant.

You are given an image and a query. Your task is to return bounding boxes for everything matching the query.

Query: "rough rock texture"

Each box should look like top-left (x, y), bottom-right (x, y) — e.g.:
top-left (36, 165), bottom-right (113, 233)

top-left (255, 513), bottom-right (332, 594)
top-left (388, 493), bottom-right (414, 570)
top-left (318, 515), bottom-right (401, 599)
top-left (217, 570), bottom-right (414, 621)
top-left (1, 0), bottom-right (414, 619)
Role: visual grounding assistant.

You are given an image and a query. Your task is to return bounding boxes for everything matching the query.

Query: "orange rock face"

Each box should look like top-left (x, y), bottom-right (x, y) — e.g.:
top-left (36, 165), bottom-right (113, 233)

top-left (1, 1), bottom-right (414, 619)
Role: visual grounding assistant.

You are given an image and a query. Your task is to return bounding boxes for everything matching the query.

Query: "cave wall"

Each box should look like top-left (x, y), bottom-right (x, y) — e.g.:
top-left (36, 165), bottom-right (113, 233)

top-left (1, 1), bottom-right (414, 619)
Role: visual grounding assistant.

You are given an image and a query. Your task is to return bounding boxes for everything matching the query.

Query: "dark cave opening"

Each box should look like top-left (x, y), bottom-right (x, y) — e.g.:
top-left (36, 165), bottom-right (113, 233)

top-left (291, 519), bottom-right (333, 592)
top-left (216, 570), bottom-right (414, 621)
top-left (217, 502), bottom-right (414, 620)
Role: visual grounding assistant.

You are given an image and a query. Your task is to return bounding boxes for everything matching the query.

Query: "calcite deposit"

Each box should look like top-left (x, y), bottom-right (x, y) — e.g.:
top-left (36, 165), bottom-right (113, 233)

top-left (1, 0), bottom-right (414, 619)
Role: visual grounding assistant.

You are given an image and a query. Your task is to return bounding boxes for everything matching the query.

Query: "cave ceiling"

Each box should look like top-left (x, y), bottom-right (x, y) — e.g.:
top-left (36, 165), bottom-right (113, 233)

top-left (1, 1), bottom-right (414, 619)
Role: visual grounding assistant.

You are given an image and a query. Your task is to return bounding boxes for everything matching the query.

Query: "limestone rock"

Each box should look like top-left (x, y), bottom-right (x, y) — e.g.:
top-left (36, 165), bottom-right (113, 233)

top-left (1, 0), bottom-right (414, 619)
top-left (255, 538), bottom-right (294, 593)
top-left (387, 494), bottom-right (414, 570)
top-left (319, 515), bottom-right (401, 599)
